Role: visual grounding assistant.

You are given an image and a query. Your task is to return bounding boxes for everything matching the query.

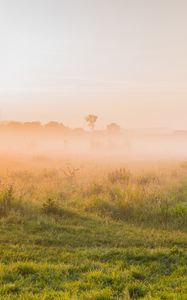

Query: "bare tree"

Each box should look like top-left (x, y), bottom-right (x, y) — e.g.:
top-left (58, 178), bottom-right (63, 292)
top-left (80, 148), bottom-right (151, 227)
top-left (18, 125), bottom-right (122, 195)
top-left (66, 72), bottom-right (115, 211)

top-left (85, 114), bottom-right (98, 131)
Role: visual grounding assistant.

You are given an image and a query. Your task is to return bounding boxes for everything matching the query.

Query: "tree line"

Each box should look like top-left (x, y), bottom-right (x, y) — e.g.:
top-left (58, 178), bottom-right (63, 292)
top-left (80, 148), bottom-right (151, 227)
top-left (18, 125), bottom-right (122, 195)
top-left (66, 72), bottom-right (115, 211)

top-left (0, 115), bottom-right (121, 134)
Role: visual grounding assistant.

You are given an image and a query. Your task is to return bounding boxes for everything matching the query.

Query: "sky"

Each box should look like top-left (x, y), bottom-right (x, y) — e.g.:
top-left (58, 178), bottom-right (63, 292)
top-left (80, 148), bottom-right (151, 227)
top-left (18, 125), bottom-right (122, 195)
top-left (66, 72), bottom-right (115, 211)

top-left (0, 0), bottom-right (187, 129)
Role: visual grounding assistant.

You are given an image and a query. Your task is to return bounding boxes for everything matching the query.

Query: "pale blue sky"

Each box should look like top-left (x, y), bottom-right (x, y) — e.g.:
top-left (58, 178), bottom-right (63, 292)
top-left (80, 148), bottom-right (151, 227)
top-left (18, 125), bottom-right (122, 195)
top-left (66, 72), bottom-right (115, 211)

top-left (0, 0), bottom-right (187, 128)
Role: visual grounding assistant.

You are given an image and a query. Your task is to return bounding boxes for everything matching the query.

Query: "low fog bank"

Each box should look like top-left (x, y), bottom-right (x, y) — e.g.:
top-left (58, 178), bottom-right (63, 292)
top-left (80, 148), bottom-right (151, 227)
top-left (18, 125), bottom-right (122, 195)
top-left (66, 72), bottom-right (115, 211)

top-left (0, 129), bottom-right (187, 161)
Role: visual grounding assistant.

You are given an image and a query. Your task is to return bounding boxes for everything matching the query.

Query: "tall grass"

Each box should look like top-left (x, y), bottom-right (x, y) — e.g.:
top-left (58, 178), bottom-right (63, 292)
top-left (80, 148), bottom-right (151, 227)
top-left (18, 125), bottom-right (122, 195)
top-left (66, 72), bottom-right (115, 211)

top-left (0, 156), bottom-right (186, 299)
top-left (0, 158), bottom-right (186, 230)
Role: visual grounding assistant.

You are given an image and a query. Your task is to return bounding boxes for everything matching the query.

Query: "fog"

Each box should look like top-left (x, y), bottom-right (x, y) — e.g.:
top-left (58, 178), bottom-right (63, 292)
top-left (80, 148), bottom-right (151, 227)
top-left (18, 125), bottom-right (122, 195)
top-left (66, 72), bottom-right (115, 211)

top-left (0, 128), bottom-right (187, 163)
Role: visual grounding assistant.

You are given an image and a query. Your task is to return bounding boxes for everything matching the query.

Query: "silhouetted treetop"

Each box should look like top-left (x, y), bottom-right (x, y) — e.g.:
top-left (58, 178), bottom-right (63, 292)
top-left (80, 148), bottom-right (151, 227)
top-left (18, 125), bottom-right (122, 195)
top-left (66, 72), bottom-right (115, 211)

top-left (85, 114), bottom-right (98, 131)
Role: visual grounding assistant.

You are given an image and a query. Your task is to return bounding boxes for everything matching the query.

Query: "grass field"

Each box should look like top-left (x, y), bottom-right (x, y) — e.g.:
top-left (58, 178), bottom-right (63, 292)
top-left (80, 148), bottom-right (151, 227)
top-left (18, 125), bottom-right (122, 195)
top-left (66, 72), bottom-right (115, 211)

top-left (0, 155), bottom-right (186, 299)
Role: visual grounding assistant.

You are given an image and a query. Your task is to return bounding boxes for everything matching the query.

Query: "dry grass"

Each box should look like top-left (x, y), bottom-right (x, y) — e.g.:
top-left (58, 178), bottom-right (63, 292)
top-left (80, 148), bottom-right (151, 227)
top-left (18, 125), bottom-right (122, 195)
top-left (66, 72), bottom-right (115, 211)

top-left (0, 154), bottom-right (186, 299)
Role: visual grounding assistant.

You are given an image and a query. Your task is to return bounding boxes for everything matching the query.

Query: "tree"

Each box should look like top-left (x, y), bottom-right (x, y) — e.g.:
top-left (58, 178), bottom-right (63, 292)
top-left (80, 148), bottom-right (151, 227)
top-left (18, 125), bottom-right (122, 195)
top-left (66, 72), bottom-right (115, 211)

top-left (45, 122), bottom-right (66, 132)
top-left (45, 121), bottom-right (61, 130)
top-left (7, 121), bottom-right (23, 130)
top-left (107, 122), bottom-right (121, 134)
top-left (23, 122), bottom-right (42, 130)
top-left (85, 114), bottom-right (98, 131)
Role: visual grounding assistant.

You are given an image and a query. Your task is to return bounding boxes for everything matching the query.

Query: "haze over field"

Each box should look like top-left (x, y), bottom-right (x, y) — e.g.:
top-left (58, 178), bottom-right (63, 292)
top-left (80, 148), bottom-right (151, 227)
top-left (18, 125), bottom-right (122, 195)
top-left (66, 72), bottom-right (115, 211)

top-left (0, 121), bottom-right (187, 161)
top-left (1, 0), bottom-right (187, 129)
top-left (1, 2), bottom-right (187, 299)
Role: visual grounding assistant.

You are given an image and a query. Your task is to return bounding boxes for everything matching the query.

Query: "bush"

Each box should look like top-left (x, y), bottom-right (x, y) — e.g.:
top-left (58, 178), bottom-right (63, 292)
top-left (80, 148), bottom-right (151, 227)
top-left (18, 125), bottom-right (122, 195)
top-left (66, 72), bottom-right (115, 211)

top-left (42, 198), bottom-right (62, 216)
top-left (0, 185), bottom-right (25, 217)
top-left (0, 185), bottom-right (14, 216)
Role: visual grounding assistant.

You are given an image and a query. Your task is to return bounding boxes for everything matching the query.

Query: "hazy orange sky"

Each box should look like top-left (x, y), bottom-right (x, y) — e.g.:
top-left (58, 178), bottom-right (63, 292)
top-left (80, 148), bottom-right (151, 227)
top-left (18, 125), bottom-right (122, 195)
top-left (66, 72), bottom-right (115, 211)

top-left (1, 0), bottom-right (187, 129)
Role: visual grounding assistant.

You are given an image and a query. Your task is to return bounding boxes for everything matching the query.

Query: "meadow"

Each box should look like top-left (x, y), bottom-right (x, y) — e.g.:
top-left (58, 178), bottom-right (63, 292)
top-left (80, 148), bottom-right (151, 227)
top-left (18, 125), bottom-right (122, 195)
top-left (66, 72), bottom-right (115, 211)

top-left (0, 154), bottom-right (186, 299)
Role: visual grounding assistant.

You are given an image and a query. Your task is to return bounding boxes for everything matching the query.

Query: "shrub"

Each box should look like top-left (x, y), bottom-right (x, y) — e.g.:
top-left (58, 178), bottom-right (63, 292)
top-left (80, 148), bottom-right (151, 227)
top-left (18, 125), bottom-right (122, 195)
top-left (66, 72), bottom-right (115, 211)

top-left (0, 185), bottom-right (25, 217)
top-left (42, 198), bottom-right (62, 216)
top-left (0, 185), bottom-right (14, 216)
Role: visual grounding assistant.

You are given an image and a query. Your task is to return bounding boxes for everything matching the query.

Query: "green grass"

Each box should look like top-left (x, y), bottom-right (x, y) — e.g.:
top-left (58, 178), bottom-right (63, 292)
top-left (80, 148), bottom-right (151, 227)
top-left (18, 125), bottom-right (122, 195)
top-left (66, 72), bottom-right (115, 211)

top-left (0, 212), bottom-right (186, 299)
top-left (0, 159), bottom-right (186, 299)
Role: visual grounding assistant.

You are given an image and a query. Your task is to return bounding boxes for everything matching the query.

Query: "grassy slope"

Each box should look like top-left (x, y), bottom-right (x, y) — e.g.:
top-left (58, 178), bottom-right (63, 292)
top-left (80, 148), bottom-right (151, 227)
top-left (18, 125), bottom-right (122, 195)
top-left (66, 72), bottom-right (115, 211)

top-left (0, 212), bottom-right (186, 300)
top-left (0, 157), bottom-right (186, 299)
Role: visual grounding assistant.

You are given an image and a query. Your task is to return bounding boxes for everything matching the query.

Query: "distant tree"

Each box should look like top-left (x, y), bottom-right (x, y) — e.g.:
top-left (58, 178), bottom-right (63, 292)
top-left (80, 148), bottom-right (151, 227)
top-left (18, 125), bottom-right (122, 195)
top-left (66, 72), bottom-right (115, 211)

top-left (45, 122), bottom-right (66, 132)
top-left (45, 121), bottom-right (61, 129)
top-left (7, 121), bottom-right (23, 130)
top-left (23, 122), bottom-right (42, 130)
top-left (107, 123), bottom-right (121, 134)
top-left (85, 114), bottom-right (98, 131)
